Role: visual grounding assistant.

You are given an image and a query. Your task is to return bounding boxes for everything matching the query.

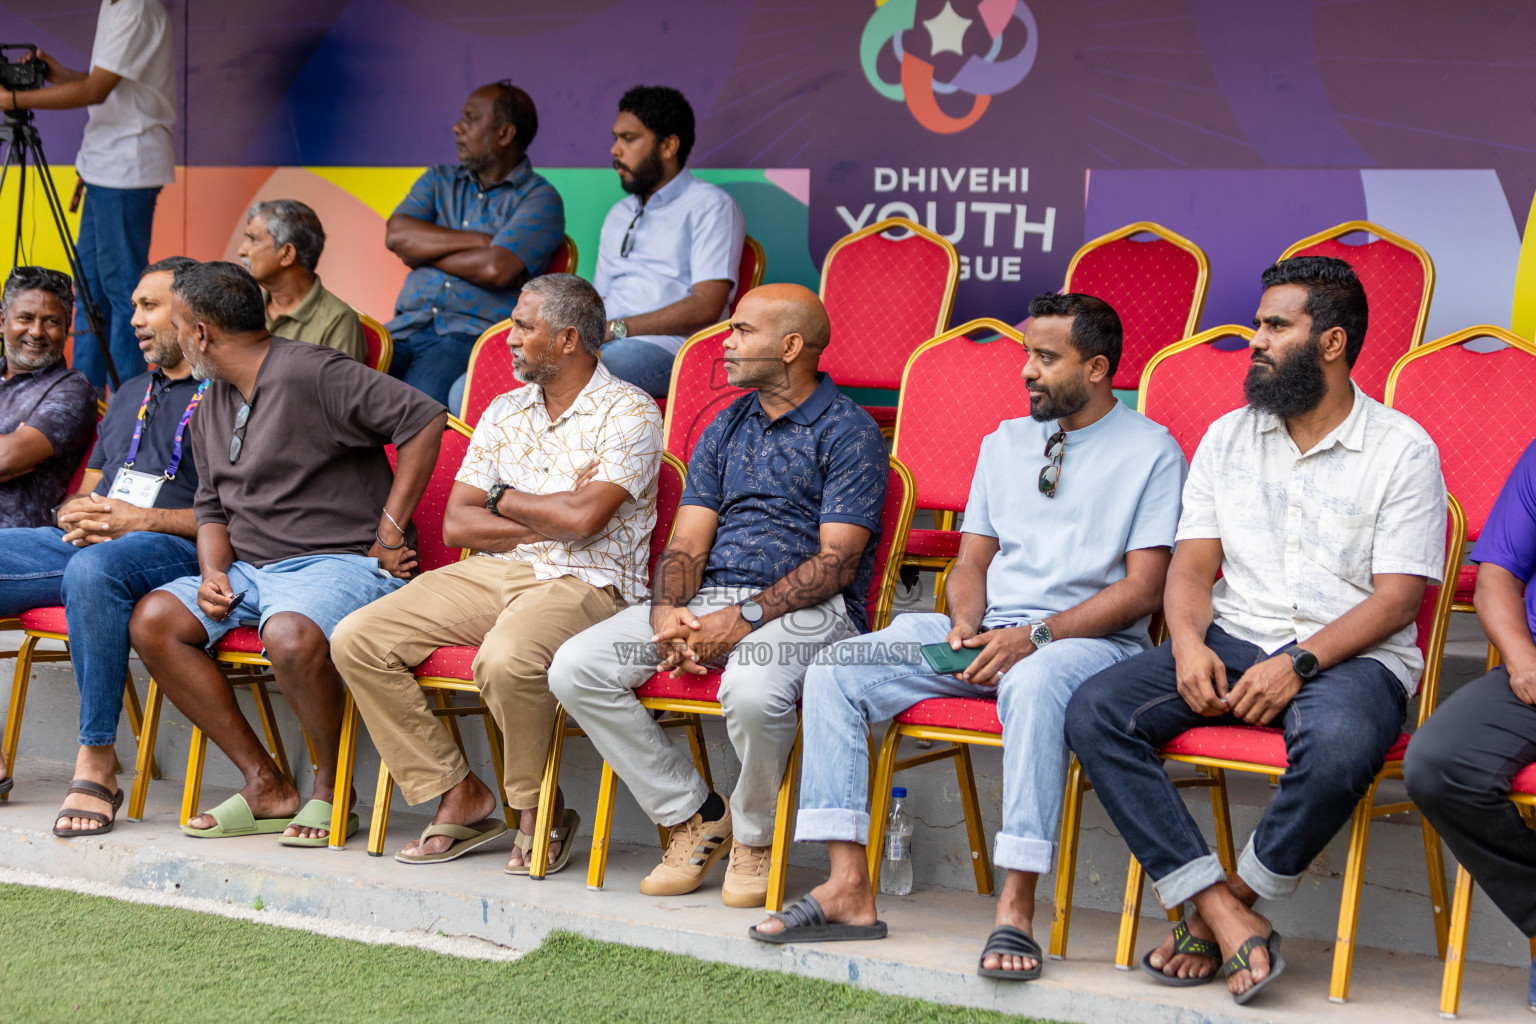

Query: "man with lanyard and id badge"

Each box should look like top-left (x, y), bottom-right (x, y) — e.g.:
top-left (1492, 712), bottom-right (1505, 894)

top-left (0, 257), bottom-right (205, 836)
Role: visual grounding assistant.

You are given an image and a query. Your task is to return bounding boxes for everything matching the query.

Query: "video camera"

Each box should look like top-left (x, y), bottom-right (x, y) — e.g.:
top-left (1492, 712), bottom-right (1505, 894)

top-left (0, 45), bottom-right (47, 93)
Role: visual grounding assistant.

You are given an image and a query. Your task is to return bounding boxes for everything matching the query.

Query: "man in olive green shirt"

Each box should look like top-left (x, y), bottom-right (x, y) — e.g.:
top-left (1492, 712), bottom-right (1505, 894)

top-left (238, 199), bottom-right (367, 363)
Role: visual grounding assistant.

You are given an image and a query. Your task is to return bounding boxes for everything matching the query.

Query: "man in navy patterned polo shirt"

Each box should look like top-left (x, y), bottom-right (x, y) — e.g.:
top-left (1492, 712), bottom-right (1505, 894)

top-left (384, 83), bottom-right (565, 404)
top-left (551, 283), bottom-right (888, 909)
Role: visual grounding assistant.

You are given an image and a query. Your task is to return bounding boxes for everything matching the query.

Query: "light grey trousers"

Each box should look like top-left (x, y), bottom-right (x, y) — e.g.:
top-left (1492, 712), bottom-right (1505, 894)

top-left (547, 586), bottom-right (855, 846)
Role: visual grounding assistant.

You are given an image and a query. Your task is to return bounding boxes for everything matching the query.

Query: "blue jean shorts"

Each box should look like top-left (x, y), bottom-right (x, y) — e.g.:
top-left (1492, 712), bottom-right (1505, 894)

top-left (155, 553), bottom-right (405, 650)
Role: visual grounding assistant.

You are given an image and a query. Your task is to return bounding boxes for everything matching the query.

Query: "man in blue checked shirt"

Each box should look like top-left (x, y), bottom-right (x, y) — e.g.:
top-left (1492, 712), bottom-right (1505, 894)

top-left (384, 82), bottom-right (565, 405)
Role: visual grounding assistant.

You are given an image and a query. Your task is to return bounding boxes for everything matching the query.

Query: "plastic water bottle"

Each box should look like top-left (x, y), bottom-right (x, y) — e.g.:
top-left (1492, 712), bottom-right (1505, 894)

top-left (879, 787), bottom-right (914, 896)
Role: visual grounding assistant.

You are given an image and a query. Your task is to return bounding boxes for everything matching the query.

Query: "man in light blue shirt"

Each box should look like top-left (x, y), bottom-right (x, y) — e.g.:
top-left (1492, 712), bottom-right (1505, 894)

top-left (750, 294), bottom-right (1186, 985)
top-left (593, 86), bottom-right (745, 398)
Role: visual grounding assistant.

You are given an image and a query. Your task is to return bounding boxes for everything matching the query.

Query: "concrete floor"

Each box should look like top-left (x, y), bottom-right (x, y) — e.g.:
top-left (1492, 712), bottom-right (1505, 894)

top-left (0, 753), bottom-right (1530, 1024)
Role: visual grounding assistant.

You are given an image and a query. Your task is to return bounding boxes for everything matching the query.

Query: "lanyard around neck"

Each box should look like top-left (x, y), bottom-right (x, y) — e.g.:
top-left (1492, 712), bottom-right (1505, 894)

top-left (123, 378), bottom-right (209, 480)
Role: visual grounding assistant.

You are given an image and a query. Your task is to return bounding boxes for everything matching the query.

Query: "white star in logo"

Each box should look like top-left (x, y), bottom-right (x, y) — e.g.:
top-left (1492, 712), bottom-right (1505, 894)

top-left (924, 1), bottom-right (973, 58)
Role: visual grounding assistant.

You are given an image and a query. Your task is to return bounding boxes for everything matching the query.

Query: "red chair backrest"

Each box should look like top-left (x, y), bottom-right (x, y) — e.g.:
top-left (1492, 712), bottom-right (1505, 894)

top-left (819, 217), bottom-right (959, 391)
top-left (67, 401), bottom-right (106, 495)
top-left (386, 417), bottom-right (474, 573)
top-left (356, 312), bottom-right (392, 373)
top-left (1385, 327), bottom-right (1536, 546)
top-left (730, 234), bottom-right (766, 317)
top-left (546, 234), bottom-right (578, 276)
top-left (1412, 495), bottom-right (1464, 680)
top-left (866, 457), bottom-right (917, 631)
top-left (459, 321), bottom-right (520, 426)
top-left (891, 319), bottom-right (1029, 516)
top-left (1137, 326), bottom-right (1254, 464)
top-left (660, 322), bottom-right (748, 463)
top-left (1064, 222), bottom-right (1209, 390)
top-left (1282, 222), bottom-right (1433, 402)
top-left (648, 451), bottom-right (686, 584)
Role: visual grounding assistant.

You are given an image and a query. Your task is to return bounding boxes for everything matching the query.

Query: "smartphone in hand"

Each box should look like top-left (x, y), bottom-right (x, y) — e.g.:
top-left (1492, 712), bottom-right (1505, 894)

top-left (920, 641), bottom-right (983, 676)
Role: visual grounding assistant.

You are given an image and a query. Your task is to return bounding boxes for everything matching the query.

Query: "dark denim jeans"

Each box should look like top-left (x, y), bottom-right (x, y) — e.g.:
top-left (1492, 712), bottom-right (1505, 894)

top-left (0, 527), bottom-right (197, 746)
top-left (1064, 623), bottom-right (1406, 908)
top-left (387, 328), bottom-right (480, 406)
top-left (73, 184), bottom-right (160, 390)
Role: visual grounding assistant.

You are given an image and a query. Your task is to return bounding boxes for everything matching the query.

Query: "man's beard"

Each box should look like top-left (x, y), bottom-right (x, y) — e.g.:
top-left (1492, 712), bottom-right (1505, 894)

top-left (1027, 376), bottom-right (1090, 422)
top-left (3, 336), bottom-right (63, 373)
top-left (1244, 336), bottom-right (1328, 418)
top-left (617, 148), bottom-right (665, 197)
top-left (184, 348), bottom-right (216, 381)
top-left (513, 355), bottom-right (560, 387)
top-left (143, 330), bottom-right (185, 372)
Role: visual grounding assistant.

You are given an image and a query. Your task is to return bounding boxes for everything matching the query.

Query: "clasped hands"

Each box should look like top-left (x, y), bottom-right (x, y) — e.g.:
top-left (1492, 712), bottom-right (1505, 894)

top-left (1173, 640), bottom-right (1302, 725)
top-left (649, 603), bottom-right (752, 677)
top-left (56, 494), bottom-right (144, 546)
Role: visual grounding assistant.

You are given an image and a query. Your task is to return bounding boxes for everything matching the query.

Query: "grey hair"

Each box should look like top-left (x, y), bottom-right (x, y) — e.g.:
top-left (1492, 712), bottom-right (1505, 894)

top-left (522, 273), bottom-right (605, 357)
top-left (247, 199), bottom-right (326, 272)
top-left (2, 266), bottom-right (73, 316)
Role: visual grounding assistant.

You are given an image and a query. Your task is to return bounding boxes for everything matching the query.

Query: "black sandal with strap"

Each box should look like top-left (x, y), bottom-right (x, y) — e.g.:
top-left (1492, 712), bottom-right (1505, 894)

top-left (1141, 918), bottom-right (1221, 986)
top-left (52, 778), bottom-right (123, 838)
top-left (977, 925), bottom-right (1043, 981)
top-left (747, 894), bottom-right (888, 944)
top-left (1226, 931), bottom-right (1286, 1005)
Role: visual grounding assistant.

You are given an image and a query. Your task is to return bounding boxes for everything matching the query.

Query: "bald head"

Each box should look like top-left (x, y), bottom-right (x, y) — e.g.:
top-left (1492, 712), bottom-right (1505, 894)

top-left (723, 283), bottom-right (833, 393)
top-left (738, 283), bottom-right (831, 354)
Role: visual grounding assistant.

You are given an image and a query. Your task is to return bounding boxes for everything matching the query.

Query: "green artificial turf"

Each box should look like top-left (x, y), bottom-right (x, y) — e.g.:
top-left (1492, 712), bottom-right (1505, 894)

top-left (0, 884), bottom-right (1056, 1024)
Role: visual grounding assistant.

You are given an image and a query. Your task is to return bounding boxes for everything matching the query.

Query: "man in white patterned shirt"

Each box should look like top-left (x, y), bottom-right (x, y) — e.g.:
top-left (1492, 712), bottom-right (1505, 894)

top-left (332, 273), bottom-right (662, 873)
top-left (1066, 256), bottom-right (1446, 1004)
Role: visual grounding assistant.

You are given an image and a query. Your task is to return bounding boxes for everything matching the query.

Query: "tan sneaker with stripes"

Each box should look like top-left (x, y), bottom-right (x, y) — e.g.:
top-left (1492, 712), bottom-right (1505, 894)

top-left (721, 839), bottom-right (771, 908)
top-left (640, 797), bottom-right (732, 896)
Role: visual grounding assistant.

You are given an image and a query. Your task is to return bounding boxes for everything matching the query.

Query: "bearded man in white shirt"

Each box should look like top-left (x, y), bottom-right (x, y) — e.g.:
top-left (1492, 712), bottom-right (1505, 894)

top-left (1065, 255), bottom-right (1446, 1005)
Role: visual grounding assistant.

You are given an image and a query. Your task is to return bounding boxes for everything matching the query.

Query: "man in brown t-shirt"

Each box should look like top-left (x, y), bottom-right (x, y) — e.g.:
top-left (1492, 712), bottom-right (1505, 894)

top-left (131, 261), bottom-right (446, 846)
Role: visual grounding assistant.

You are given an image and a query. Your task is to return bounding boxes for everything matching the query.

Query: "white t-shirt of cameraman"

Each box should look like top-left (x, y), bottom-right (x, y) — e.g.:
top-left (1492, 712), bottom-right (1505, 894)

top-left (74, 0), bottom-right (175, 190)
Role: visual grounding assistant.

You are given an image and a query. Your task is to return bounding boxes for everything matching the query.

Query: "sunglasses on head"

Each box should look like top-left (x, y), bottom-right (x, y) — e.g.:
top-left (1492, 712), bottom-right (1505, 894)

top-left (1038, 430), bottom-right (1065, 498)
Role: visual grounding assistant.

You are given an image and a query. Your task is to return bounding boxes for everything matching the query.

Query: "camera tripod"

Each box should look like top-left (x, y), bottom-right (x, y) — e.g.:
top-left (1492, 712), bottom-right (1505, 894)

top-left (0, 109), bottom-right (117, 388)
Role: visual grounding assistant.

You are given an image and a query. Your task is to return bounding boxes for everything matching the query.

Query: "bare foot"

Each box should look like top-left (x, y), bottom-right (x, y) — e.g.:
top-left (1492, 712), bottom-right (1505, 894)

top-left (1201, 901), bottom-right (1274, 997)
top-left (281, 784), bottom-right (358, 842)
top-left (399, 773), bottom-right (498, 859)
top-left (186, 771), bottom-right (300, 831)
top-left (54, 745), bottom-right (119, 834)
top-left (981, 870), bottom-right (1039, 974)
top-left (505, 792), bottom-right (566, 871)
top-left (1147, 908), bottom-right (1220, 981)
top-left (752, 877), bottom-right (877, 936)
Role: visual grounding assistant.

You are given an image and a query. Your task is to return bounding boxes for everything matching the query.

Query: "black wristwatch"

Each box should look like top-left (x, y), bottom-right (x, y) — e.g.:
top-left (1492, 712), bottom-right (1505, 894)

top-left (736, 599), bottom-right (765, 631)
top-left (485, 482), bottom-right (509, 517)
top-left (1287, 646), bottom-right (1320, 681)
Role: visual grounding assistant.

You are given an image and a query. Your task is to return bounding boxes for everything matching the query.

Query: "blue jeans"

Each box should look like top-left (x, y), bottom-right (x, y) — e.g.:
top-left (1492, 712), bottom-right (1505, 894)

top-left (73, 184), bottom-right (160, 390)
top-left (1064, 624), bottom-right (1407, 908)
top-left (387, 328), bottom-right (479, 406)
top-left (599, 338), bottom-right (676, 398)
top-left (0, 527), bottom-right (198, 745)
top-left (795, 612), bottom-right (1127, 874)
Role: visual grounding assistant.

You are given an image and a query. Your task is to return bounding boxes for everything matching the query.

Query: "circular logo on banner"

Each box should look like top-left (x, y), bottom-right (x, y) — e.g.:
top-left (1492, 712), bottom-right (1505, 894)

top-left (860, 0), bottom-right (1038, 135)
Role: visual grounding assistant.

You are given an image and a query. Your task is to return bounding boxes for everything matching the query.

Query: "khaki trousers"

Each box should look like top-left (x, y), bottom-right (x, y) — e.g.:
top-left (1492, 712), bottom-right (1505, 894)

top-left (330, 556), bottom-right (624, 808)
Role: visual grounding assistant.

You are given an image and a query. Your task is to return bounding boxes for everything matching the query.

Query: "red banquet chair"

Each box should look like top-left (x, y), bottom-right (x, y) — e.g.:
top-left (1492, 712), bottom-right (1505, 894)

top-left (126, 416), bottom-right (474, 826)
top-left (1281, 221), bottom-right (1434, 402)
top-left (1063, 221), bottom-right (1210, 391)
top-left (890, 319), bottom-right (1029, 612)
top-left (1136, 325), bottom-right (1254, 463)
top-left (659, 321), bottom-right (747, 463)
top-left (1385, 326), bottom-right (1536, 622)
top-left (819, 217), bottom-right (959, 433)
top-left (355, 310), bottom-right (393, 374)
top-left (1440, 762), bottom-right (1536, 1017)
top-left (341, 450), bottom-right (689, 855)
top-left (1100, 496), bottom-right (1466, 1003)
top-left (733, 234), bottom-right (766, 316)
top-left (582, 456), bottom-right (918, 910)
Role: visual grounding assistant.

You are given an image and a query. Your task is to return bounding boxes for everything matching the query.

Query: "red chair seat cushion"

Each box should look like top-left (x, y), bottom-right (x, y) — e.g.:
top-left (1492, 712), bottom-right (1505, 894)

top-left (415, 645), bottom-right (478, 682)
top-left (214, 626), bottom-right (265, 655)
top-left (894, 697), bottom-right (1002, 735)
top-left (1160, 724), bottom-right (1409, 769)
top-left (18, 605), bottom-right (68, 634)
top-left (1513, 762), bottom-right (1536, 797)
top-left (903, 529), bottom-right (960, 559)
top-left (636, 669), bottom-right (723, 703)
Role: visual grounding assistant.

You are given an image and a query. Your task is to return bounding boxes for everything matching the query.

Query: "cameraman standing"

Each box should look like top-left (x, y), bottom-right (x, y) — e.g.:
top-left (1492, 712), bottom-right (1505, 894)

top-left (3, 0), bottom-right (175, 392)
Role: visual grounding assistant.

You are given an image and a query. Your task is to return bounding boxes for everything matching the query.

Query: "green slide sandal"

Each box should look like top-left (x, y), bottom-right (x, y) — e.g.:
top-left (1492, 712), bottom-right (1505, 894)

top-left (277, 798), bottom-right (359, 848)
top-left (181, 793), bottom-right (294, 838)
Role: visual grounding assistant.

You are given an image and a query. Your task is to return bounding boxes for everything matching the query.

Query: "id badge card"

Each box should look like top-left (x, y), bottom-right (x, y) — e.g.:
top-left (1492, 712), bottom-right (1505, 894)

top-left (107, 469), bottom-right (165, 508)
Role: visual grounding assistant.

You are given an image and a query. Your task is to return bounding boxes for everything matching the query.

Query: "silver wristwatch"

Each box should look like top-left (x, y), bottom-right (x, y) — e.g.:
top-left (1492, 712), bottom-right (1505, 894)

top-left (607, 318), bottom-right (629, 340)
top-left (1028, 620), bottom-right (1054, 648)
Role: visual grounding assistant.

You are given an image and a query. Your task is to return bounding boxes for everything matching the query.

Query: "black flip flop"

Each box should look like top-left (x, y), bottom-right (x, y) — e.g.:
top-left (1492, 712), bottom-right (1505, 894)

top-left (52, 778), bottom-right (123, 838)
top-left (748, 894), bottom-right (888, 944)
top-left (977, 925), bottom-right (1043, 981)
top-left (0, 775), bottom-right (12, 796)
top-left (1227, 931), bottom-right (1286, 1005)
top-left (1141, 919), bottom-right (1220, 987)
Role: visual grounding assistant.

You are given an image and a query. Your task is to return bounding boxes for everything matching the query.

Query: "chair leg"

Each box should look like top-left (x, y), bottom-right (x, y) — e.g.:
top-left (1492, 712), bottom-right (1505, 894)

top-left (1115, 855), bottom-right (1147, 970)
top-left (1439, 865), bottom-right (1474, 1018)
top-left (586, 759), bottom-right (618, 890)
top-left (181, 725), bottom-right (207, 826)
top-left (250, 681), bottom-right (294, 784)
top-left (127, 678), bottom-right (163, 821)
top-left (766, 726), bottom-right (801, 912)
top-left (1207, 766), bottom-right (1237, 872)
top-left (953, 742), bottom-right (993, 895)
top-left (433, 689), bottom-right (468, 760)
top-left (529, 707), bottom-right (568, 881)
top-left (685, 713), bottom-right (714, 792)
top-left (1420, 815), bottom-right (1451, 959)
top-left (329, 692), bottom-right (358, 851)
top-left (1049, 758), bottom-right (1086, 959)
top-left (933, 562), bottom-right (952, 616)
top-left (1328, 781), bottom-right (1380, 1003)
top-left (367, 758), bottom-right (394, 857)
top-left (121, 673), bottom-right (160, 780)
top-left (866, 722), bottom-right (902, 888)
top-left (481, 713), bottom-right (514, 828)
top-left (0, 635), bottom-right (39, 797)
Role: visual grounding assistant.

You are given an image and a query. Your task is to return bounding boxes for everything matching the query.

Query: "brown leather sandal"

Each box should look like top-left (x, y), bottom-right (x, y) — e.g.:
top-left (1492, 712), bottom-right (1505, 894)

top-left (52, 778), bottom-right (123, 838)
